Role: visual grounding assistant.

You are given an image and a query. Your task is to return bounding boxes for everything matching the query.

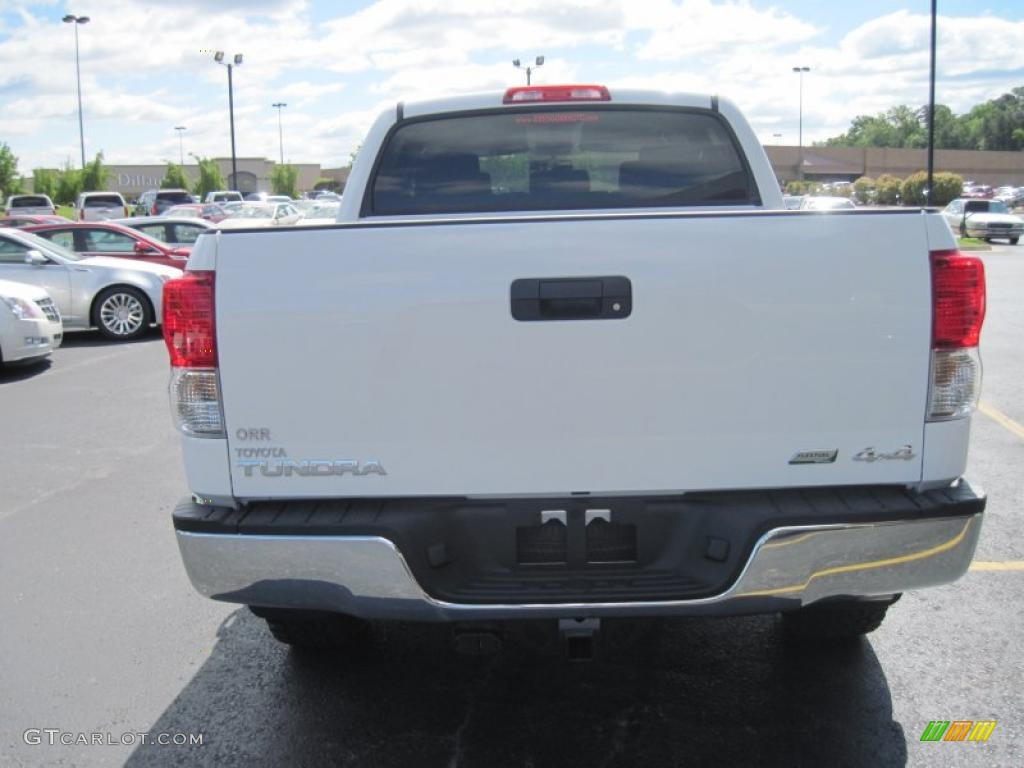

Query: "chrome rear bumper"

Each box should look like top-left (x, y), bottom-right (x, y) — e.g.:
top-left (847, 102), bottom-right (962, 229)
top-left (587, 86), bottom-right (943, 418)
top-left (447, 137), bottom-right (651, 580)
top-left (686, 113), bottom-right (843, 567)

top-left (175, 510), bottom-right (983, 620)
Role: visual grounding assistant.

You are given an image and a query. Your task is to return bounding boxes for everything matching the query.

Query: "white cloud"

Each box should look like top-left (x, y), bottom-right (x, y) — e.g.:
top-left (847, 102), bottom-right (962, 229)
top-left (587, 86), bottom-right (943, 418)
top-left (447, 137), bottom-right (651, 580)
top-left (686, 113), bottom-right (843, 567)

top-left (0, 1), bottom-right (1020, 171)
top-left (628, 0), bottom-right (819, 60)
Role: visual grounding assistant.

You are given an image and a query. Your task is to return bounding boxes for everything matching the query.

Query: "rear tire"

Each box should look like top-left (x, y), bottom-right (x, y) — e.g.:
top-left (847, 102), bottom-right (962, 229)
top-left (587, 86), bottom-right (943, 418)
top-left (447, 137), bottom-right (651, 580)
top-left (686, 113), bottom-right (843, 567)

top-left (782, 598), bottom-right (896, 639)
top-left (1010, 237), bottom-right (1019, 245)
top-left (251, 607), bottom-right (372, 650)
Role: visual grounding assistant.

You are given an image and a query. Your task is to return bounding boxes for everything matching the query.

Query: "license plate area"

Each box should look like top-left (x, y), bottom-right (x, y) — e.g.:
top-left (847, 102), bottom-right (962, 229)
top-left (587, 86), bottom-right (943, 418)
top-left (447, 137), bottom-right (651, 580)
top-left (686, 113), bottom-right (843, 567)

top-left (516, 509), bottom-right (638, 566)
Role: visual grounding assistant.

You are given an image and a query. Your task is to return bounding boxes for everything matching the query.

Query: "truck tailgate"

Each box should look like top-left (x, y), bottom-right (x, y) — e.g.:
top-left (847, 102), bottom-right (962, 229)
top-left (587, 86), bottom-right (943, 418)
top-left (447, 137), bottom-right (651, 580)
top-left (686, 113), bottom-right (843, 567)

top-left (215, 211), bottom-right (932, 498)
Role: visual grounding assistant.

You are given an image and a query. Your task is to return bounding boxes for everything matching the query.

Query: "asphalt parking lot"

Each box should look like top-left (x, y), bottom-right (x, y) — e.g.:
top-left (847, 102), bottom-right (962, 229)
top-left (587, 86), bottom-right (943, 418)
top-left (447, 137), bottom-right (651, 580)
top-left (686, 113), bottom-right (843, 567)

top-left (1, 244), bottom-right (1022, 767)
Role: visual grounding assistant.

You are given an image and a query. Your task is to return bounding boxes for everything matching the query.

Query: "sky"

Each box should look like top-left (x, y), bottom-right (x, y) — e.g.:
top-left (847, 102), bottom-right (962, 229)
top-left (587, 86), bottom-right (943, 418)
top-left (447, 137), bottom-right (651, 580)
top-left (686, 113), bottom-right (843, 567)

top-left (0, 0), bottom-right (1022, 173)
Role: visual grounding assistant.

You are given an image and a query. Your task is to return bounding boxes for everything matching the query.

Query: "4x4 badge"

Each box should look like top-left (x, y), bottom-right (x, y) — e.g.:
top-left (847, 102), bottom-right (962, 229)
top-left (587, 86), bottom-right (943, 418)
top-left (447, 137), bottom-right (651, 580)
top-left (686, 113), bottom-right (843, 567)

top-left (853, 445), bottom-right (915, 462)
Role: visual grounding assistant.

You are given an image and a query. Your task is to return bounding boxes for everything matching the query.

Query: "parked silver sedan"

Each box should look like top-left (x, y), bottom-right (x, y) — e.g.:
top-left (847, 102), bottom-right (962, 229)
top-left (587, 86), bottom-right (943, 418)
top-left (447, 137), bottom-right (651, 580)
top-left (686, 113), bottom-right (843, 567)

top-left (110, 216), bottom-right (215, 248)
top-left (0, 227), bottom-right (181, 340)
top-left (799, 196), bottom-right (856, 211)
top-left (217, 202), bottom-right (303, 228)
top-left (942, 198), bottom-right (1023, 244)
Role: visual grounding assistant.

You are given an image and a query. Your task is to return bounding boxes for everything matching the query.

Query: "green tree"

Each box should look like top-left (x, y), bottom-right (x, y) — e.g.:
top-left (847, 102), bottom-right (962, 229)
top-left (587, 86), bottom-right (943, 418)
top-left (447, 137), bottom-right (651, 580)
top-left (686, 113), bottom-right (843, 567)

top-left (821, 107), bottom-right (926, 148)
top-left (191, 157), bottom-right (225, 199)
top-left (270, 164), bottom-right (299, 197)
top-left (53, 161), bottom-right (82, 205)
top-left (928, 105), bottom-right (970, 150)
top-left (887, 105), bottom-right (926, 148)
top-left (81, 151), bottom-right (109, 191)
top-left (823, 114), bottom-right (896, 148)
top-left (32, 168), bottom-right (58, 200)
top-left (0, 142), bottom-right (24, 200)
top-left (852, 176), bottom-right (875, 204)
top-left (961, 88), bottom-right (1024, 150)
top-left (822, 87), bottom-right (1024, 150)
top-left (875, 174), bottom-right (903, 205)
top-left (161, 162), bottom-right (190, 189)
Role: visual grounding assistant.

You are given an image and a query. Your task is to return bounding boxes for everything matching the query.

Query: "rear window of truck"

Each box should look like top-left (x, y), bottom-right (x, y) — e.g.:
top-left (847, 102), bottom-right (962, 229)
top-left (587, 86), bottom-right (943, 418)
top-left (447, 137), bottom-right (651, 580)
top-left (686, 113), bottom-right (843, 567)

top-left (83, 194), bottom-right (124, 207)
top-left (10, 196), bottom-right (51, 208)
top-left (368, 108), bottom-right (757, 215)
top-left (157, 191), bottom-right (193, 204)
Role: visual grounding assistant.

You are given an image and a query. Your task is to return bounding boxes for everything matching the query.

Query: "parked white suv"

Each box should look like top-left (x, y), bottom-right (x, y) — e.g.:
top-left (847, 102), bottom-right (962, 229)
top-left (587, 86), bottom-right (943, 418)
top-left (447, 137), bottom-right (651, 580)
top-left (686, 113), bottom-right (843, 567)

top-left (4, 195), bottom-right (56, 216)
top-left (0, 278), bottom-right (62, 366)
top-left (204, 190), bottom-right (243, 204)
top-left (75, 191), bottom-right (129, 221)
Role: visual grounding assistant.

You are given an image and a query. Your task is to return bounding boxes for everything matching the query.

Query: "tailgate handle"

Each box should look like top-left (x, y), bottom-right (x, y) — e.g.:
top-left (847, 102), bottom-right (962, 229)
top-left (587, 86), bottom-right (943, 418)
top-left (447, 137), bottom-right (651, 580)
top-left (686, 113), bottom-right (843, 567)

top-left (510, 276), bottom-right (632, 321)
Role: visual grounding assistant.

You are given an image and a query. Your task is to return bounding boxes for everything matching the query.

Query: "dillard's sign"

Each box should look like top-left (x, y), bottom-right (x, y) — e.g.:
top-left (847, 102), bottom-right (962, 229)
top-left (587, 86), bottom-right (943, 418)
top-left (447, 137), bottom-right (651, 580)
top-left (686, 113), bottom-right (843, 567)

top-left (115, 173), bottom-right (162, 190)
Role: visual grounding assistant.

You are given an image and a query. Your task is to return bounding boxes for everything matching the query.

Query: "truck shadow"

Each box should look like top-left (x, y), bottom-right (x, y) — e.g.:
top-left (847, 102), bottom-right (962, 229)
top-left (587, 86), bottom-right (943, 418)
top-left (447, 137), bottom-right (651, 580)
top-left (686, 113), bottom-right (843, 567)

top-left (126, 609), bottom-right (906, 767)
top-left (58, 328), bottom-right (162, 348)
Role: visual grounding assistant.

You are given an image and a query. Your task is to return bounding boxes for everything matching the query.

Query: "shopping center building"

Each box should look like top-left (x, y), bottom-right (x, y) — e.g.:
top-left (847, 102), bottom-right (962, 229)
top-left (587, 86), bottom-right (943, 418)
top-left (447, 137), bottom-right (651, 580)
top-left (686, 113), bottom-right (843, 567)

top-left (102, 158), bottom-right (350, 200)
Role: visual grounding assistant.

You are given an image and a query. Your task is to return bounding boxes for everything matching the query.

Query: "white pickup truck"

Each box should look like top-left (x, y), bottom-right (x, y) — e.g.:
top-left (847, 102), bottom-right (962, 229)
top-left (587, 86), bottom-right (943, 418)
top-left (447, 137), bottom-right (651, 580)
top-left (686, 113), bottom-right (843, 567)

top-left (164, 85), bottom-right (986, 654)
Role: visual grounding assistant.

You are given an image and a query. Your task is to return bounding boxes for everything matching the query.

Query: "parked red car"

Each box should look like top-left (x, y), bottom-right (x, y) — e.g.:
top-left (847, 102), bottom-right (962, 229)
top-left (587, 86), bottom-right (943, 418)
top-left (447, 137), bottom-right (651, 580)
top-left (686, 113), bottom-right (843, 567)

top-left (0, 214), bottom-right (72, 228)
top-left (962, 185), bottom-right (994, 199)
top-left (162, 203), bottom-right (229, 222)
top-left (23, 221), bottom-right (190, 269)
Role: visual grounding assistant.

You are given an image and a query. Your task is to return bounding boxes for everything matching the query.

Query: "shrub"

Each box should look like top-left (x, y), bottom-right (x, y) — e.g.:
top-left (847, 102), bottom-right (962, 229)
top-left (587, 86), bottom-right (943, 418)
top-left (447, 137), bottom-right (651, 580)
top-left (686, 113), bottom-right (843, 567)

top-left (0, 142), bottom-right (23, 199)
top-left (54, 163), bottom-right (81, 205)
top-left (313, 177), bottom-right (341, 192)
top-left (270, 164), bottom-right (299, 198)
top-left (900, 171), bottom-right (964, 207)
top-left (875, 174), bottom-right (903, 205)
top-left (161, 162), bottom-right (189, 190)
top-left (81, 152), bottom-right (109, 192)
top-left (32, 168), bottom-right (58, 200)
top-left (933, 172), bottom-right (964, 205)
top-left (853, 176), bottom-right (875, 204)
top-left (192, 157), bottom-right (226, 198)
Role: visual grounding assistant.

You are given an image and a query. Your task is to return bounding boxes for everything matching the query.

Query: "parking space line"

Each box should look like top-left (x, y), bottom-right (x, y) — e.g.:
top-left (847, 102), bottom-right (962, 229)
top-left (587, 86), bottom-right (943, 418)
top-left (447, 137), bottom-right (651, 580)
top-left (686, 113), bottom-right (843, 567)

top-left (978, 401), bottom-right (1024, 441)
top-left (969, 561), bottom-right (1024, 571)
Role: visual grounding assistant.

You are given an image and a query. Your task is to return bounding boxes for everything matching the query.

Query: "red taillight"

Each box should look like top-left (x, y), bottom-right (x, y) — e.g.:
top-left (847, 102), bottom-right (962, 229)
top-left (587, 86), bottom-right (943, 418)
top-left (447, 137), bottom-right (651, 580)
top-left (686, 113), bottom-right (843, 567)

top-left (930, 250), bottom-right (986, 349)
top-left (163, 271), bottom-right (216, 367)
top-left (503, 84), bottom-right (610, 104)
top-left (151, 204), bottom-right (158, 215)
top-left (79, 209), bottom-right (85, 220)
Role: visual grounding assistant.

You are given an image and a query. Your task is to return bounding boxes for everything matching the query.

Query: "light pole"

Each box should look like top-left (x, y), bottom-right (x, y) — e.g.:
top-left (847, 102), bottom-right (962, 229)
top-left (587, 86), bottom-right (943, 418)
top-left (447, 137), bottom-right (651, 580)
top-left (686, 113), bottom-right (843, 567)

top-left (62, 14), bottom-right (90, 170)
top-left (174, 126), bottom-right (186, 166)
top-left (792, 66), bottom-right (810, 179)
top-left (925, 0), bottom-right (937, 206)
top-left (512, 56), bottom-right (544, 85)
top-left (214, 52), bottom-right (243, 191)
top-left (272, 102), bottom-right (287, 165)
